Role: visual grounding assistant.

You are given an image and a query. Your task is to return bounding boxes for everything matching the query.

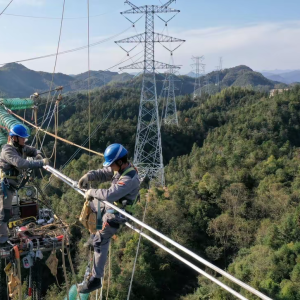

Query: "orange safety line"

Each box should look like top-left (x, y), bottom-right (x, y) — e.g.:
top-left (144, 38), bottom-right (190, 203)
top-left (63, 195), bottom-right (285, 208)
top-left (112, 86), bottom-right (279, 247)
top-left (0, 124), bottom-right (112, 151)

top-left (6, 108), bottom-right (104, 157)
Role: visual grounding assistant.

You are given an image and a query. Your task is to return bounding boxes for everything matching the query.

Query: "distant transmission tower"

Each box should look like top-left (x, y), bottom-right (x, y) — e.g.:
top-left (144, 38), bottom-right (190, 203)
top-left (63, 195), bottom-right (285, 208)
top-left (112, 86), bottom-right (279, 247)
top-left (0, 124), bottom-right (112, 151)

top-left (116, 0), bottom-right (184, 185)
top-left (203, 62), bottom-right (210, 95)
top-left (215, 57), bottom-right (223, 92)
top-left (192, 56), bottom-right (204, 99)
top-left (164, 66), bottom-right (180, 126)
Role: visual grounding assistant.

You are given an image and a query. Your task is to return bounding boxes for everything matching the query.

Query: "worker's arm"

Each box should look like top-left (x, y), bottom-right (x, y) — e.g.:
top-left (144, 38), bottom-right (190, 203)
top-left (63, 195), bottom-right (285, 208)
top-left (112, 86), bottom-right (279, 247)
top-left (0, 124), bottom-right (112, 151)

top-left (88, 175), bottom-right (133, 203)
top-left (2, 145), bottom-right (43, 169)
top-left (87, 167), bottom-right (114, 183)
top-left (23, 145), bottom-right (38, 157)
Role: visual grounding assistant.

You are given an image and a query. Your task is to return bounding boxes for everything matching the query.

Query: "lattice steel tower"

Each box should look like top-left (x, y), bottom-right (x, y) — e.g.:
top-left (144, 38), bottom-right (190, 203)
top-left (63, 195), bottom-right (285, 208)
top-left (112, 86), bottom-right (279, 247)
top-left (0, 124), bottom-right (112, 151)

top-left (215, 57), bottom-right (223, 92)
top-left (164, 66), bottom-right (180, 126)
top-left (192, 56), bottom-right (204, 99)
top-left (116, 0), bottom-right (184, 185)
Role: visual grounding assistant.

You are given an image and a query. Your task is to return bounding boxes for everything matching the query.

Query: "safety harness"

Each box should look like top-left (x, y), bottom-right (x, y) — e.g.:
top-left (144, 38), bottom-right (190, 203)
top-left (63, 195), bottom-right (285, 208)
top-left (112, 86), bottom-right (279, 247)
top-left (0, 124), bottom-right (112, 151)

top-left (96, 166), bottom-right (140, 230)
top-left (0, 143), bottom-right (36, 197)
top-left (79, 166), bottom-right (140, 233)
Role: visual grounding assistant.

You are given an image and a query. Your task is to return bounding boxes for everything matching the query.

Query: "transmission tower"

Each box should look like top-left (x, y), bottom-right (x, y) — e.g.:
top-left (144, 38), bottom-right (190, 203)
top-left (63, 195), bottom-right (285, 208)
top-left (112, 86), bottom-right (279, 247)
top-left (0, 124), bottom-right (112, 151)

top-left (203, 63), bottom-right (210, 95)
top-left (116, 0), bottom-right (184, 185)
top-left (163, 67), bottom-right (180, 126)
top-left (191, 56), bottom-right (204, 99)
top-left (215, 57), bottom-right (223, 92)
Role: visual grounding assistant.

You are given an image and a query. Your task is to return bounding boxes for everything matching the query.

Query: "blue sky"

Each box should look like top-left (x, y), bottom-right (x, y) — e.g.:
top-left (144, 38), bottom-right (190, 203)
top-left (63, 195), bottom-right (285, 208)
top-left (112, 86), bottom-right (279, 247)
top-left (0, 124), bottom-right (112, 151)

top-left (0, 0), bottom-right (300, 74)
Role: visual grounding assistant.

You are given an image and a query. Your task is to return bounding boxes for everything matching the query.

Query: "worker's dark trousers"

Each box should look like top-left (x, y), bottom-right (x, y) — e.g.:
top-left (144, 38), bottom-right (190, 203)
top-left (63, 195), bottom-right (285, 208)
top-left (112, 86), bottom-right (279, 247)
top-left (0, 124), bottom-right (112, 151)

top-left (91, 201), bottom-right (123, 279)
top-left (0, 188), bottom-right (14, 243)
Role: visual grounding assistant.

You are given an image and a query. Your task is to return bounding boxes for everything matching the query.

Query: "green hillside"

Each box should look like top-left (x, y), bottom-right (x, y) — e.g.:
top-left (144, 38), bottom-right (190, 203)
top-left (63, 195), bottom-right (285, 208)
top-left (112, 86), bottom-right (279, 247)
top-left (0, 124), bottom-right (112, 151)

top-left (24, 84), bottom-right (299, 300)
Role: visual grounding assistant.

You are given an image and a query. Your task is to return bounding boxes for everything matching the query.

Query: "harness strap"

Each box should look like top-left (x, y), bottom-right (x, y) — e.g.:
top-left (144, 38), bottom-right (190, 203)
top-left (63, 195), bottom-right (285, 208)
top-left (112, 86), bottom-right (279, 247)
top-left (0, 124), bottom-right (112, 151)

top-left (96, 201), bottom-right (102, 230)
top-left (0, 170), bottom-right (18, 180)
top-left (119, 167), bottom-right (135, 179)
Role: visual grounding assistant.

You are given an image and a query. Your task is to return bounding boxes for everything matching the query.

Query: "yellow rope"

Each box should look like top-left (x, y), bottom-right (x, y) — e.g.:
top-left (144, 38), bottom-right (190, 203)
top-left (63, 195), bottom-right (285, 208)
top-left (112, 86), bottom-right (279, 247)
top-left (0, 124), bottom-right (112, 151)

top-left (6, 108), bottom-right (104, 157)
top-left (62, 236), bottom-right (70, 300)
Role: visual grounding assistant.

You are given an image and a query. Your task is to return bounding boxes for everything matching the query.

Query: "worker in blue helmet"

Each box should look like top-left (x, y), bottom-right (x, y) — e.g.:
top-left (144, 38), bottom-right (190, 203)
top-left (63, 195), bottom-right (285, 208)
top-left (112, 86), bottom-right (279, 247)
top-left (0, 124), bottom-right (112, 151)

top-left (77, 144), bottom-right (140, 294)
top-left (0, 124), bottom-right (49, 247)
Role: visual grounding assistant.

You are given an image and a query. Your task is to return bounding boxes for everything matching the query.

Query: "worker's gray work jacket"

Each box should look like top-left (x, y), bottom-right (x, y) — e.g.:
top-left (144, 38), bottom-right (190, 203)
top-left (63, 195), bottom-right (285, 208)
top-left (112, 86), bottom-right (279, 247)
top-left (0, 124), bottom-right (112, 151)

top-left (86, 164), bottom-right (140, 204)
top-left (0, 143), bottom-right (41, 173)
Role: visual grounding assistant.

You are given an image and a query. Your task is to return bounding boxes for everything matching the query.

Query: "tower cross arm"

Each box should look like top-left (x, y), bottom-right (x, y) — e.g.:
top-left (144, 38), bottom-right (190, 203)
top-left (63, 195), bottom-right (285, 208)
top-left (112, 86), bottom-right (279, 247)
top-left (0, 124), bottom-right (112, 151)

top-left (120, 61), bottom-right (181, 70)
top-left (121, 5), bottom-right (180, 14)
top-left (115, 33), bottom-right (146, 44)
top-left (115, 32), bottom-right (185, 44)
top-left (153, 33), bottom-right (185, 43)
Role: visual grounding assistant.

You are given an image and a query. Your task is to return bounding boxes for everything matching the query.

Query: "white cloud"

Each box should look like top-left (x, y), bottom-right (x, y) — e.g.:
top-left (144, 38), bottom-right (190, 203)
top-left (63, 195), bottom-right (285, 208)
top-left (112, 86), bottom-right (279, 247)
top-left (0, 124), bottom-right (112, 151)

top-left (1, 21), bottom-right (300, 74)
top-left (170, 21), bottom-right (300, 73)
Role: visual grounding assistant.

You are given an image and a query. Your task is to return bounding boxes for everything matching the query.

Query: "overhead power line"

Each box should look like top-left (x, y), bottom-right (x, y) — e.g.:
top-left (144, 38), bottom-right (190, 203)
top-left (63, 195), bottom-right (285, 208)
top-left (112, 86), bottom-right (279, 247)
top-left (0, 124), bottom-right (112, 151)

top-left (0, 0), bottom-right (14, 16)
top-left (2, 10), bottom-right (116, 20)
top-left (0, 26), bottom-right (132, 66)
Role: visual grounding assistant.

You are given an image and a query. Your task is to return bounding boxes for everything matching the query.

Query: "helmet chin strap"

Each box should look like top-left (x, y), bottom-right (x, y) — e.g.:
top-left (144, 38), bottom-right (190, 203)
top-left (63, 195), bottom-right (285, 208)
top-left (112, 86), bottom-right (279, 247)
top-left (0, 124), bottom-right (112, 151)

top-left (12, 136), bottom-right (24, 149)
top-left (117, 161), bottom-right (123, 173)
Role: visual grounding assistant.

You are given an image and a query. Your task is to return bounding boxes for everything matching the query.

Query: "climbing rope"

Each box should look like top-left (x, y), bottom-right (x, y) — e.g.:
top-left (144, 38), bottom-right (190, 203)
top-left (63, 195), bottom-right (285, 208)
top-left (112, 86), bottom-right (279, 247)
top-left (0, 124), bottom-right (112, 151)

top-left (62, 236), bottom-right (70, 300)
top-left (37, 92), bottom-right (58, 151)
top-left (48, 96), bottom-right (60, 168)
top-left (127, 193), bottom-right (149, 300)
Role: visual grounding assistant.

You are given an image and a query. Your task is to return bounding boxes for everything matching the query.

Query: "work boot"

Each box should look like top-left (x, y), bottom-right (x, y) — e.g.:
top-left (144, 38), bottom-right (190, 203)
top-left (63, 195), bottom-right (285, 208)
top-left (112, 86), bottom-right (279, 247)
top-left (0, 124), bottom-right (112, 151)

top-left (77, 277), bottom-right (101, 294)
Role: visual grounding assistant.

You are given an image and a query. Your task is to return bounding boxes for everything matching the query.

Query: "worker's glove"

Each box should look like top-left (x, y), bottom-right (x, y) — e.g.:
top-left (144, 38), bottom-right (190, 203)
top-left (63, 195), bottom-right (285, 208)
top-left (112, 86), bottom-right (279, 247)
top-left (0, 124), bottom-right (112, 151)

top-left (42, 158), bottom-right (49, 166)
top-left (35, 150), bottom-right (43, 160)
top-left (78, 174), bottom-right (89, 189)
top-left (85, 189), bottom-right (94, 201)
top-left (35, 154), bottom-right (43, 160)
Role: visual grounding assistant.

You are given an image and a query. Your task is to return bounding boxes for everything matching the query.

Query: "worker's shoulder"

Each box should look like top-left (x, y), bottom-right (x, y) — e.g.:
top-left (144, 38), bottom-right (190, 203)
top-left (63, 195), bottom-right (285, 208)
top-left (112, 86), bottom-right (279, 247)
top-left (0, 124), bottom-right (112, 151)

top-left (122, 168), bottom-right (138, 180)
top-left (1, 144), bottom-right (14, 152)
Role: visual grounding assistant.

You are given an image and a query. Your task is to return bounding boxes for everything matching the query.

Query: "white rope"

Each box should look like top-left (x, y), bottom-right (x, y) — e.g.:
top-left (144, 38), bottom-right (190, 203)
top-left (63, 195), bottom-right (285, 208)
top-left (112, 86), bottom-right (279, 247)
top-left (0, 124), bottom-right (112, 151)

top-left (43, 166), bottom-right (273, 300)
top-left (31, 91), bottom-right (57, 147)
top-left (39, 102), bottom-right (58, 150)
top-left (127, 193), bottom-right (149, 300)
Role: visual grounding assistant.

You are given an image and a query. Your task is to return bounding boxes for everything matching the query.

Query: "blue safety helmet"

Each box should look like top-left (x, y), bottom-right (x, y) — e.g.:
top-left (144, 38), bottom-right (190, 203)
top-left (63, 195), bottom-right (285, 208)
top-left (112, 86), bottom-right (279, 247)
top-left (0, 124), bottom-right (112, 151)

top-left (9, 124), bottom-right (30, 138)
top-left (103, 144), bottom-right (128, 167)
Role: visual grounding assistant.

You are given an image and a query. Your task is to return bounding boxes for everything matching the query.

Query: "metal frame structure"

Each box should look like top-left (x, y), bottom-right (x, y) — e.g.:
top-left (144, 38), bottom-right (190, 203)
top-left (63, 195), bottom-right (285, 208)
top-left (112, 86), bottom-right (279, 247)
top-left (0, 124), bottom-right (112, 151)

top-left (191, 56), bottom-right (204, 99)
top-left (215, 57), bottom-right (223, 92)
top-left (163, 67), bottom-right (179, 126)
top-left (116, 0), bottom-right (184, 185)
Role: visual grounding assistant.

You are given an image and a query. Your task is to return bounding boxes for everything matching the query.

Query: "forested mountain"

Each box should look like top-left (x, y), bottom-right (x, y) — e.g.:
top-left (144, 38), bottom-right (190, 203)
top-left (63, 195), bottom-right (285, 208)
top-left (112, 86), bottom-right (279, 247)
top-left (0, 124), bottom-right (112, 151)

top-left (0, 63), bottom-right (286, 98)
top-left (29, 83), bottom-right (300, 300)
top-left (0, 63), bottom-right (133, 98)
